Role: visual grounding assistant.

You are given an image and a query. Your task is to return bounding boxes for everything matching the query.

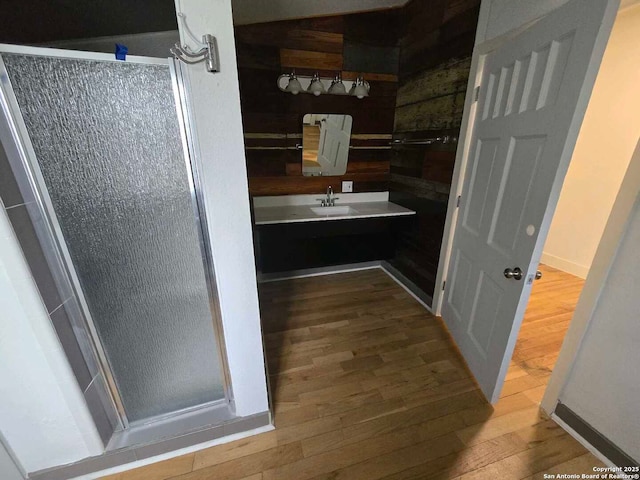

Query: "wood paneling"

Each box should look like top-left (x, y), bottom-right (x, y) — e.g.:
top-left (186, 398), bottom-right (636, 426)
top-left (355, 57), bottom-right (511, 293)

top-left (389, 0), bottom-right (480, 300)
top-left (235, 18), bottom-right (344, 39)
top-left (400, 0), bottom-right (479, 77)
top-left (422, 150), bottom-right (457, 185)
top-left (395, 93), bottom-right (466, 131)
top-left (396, 58), bottom-right (471, 107)
top-left (343, 9), bottom-right (402, 47)
top-left (248, 173), bottom-right (389, 196)
top-left (235, 24), bottom-right (344, 53)
top-left (343, 44), bottom-right (400, 74)
top-left (343, 71), bottom-right (398, 82)
top-left (235, 2), bottom-right (479, 299)
top-left (280, 49), bottom-right (343, 71)
top-left (107, 266), bottom-right (602, 480)
top-left (235, 11), bottom-right (400, 196)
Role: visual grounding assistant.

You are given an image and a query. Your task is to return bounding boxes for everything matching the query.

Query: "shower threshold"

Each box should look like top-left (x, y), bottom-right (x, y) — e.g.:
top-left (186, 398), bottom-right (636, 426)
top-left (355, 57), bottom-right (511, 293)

top-left (108, 401), bottom-right (235, 451)
top-left (29, 404), bottom-right (272, 480)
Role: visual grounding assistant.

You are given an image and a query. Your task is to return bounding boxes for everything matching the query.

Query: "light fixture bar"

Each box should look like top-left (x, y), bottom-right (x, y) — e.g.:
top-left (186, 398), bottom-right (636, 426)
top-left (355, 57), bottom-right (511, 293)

top-left (277, 72), bottom-right (370, 98)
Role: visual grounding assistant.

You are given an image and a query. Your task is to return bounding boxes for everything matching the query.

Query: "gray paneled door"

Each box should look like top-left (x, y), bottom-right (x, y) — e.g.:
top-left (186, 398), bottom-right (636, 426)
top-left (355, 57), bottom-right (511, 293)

top-left (441, 0), bottom-right (617, 402)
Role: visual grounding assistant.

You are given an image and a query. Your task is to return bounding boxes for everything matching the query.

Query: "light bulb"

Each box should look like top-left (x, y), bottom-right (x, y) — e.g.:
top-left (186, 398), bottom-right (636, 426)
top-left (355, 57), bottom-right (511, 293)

top-left (354, 84), bottom-right (368, 99)
top-left (351, 76), bottom-right (369, 99)
top-left (328, 83), bottom-right (346, 95)
top-left (328, 74), bottom-right (347, 95)
top-left (307, 73), bottom-right (325, 96)
top-left (285, 73), bottom-right (302, 95)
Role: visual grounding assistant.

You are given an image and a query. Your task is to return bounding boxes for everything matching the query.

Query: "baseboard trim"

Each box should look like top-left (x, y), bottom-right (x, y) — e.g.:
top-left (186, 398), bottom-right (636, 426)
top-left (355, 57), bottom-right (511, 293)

top-left (554, 402), bottom-right (638, 469)
top-left (257, 261), bottom-right (382, 283)
top-left (256, 261), bottom-right (434, 315)
top-left (30, 412), bottom-right (272, 480)
top-left (380, 261), bottom-right (433, 313)
top-left (541, 252), bottom-right (589, 278)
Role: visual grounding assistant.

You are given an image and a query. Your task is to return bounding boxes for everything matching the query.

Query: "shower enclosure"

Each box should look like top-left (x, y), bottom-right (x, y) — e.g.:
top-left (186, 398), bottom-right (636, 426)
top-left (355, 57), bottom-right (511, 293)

top-left (0, 45), bottom-right (230, 434)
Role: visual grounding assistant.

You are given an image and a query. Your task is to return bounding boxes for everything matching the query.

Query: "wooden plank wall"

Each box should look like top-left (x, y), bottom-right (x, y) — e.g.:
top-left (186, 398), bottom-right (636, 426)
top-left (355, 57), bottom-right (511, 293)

top-left (234, 11), bottom-right (402, 196)
top-left (392, 0), bottom-right (480, 202)
top-left (388, 0), bottom-right (481, 300)
top-left (234, 2), bottom-right (480, 300)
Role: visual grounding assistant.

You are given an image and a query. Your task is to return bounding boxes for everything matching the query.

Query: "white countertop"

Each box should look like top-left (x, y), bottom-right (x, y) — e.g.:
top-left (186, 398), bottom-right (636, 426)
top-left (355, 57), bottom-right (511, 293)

top-left (253, 193), bottom-right (416, 225)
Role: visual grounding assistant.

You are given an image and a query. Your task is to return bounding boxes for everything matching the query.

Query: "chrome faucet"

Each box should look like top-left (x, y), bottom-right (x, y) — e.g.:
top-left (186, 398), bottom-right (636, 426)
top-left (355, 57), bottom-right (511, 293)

top-left (317, 186), bottom-right (339, 207)
top-left (326, 186), bottom-right (339, 206)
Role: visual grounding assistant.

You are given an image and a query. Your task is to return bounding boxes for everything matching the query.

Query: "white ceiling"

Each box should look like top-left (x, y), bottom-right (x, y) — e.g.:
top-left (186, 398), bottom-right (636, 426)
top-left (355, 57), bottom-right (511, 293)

top-left (231, 0), bottom-right (409, 25)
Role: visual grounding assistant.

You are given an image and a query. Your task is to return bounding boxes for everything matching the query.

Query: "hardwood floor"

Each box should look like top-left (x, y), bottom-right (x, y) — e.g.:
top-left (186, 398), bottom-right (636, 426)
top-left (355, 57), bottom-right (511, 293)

top-left (105, 264), bottom-right (602, 480)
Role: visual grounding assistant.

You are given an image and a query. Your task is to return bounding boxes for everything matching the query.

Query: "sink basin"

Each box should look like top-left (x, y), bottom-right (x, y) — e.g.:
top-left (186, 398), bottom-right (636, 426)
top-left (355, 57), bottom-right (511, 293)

top-left (310, 206), bottom-right (358, 216)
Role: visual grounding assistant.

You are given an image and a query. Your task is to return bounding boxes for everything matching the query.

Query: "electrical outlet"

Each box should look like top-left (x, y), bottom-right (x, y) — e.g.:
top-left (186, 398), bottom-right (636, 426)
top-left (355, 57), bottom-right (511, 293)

top-left (342, 181), bottom-right (353, 193)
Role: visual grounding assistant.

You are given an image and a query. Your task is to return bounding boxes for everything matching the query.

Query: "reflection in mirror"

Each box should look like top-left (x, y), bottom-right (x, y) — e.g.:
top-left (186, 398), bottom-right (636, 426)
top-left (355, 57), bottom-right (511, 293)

top-left (302, 114), bottom-right (353, 176)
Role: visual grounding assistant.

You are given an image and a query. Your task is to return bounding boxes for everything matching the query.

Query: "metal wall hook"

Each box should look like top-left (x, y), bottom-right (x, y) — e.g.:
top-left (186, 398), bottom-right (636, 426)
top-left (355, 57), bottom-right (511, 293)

top-left (171, 34), bottom-right (220, 73)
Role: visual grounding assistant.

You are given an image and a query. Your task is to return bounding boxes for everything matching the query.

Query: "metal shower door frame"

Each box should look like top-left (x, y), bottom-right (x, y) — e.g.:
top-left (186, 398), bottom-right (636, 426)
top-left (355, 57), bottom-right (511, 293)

top-left (0, 43), bottom-right (232, 430)
top-left (169, 59), bottom-right (234, 412)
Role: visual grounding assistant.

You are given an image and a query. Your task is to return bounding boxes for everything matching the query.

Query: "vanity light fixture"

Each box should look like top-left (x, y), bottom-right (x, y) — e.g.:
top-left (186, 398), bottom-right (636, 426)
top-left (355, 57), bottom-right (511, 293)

top-left (284, 72), bottom-right (302, 95)
top-left (278, 72), bottom-right (370, 98)
top-left (349, 76), bottom-right (369, 99)
top-left (307, 73), bottom-right (326, 96)
top-left (327, 74), bottom-right (347, 95)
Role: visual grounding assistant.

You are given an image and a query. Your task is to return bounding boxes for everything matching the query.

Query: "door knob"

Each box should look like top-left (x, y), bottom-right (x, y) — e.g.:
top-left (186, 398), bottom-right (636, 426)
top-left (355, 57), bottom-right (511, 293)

top-left (504, 267), bottom-right (523, 280)
top-left (535, 270), bottom-right (542, 280)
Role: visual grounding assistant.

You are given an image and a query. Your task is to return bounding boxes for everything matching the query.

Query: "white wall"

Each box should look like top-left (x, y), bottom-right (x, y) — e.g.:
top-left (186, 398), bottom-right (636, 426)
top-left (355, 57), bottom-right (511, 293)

top-left (231, 0), bottom-right (407, 25)
top-left (556, 147), bottom-right (640, 460)
top-left (43, 31), bottom-right (179, 58)
top-left (542, 5), bottom-right (640, 278)
top-left (0, 437), bottom-right (24, 480)
top-left (174, 0), bottom-right (270, 417)
top-left (0, 1), bottom-right (269, 475)
top-left (542, 139), bottom-right (640, 417)
top-left (542, 137), bottom-right (640, 454)
top-left (0, 208), bottom-right (103, 473)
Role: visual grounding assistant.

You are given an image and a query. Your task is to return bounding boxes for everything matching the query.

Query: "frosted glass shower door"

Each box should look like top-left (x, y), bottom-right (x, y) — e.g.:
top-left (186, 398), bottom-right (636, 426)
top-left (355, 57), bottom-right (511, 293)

top-left (2, 53), bottom-right (226, 424)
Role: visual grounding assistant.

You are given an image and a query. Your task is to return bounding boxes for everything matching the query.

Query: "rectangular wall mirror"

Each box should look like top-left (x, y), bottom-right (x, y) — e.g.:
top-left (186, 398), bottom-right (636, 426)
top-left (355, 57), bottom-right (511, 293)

top-left (302, 114), bottom-right (353, 176)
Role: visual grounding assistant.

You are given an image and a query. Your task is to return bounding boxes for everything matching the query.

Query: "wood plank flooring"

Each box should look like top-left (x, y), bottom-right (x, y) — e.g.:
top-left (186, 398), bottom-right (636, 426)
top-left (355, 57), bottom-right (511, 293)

top-left (104, 264), bottom-right (603, 480)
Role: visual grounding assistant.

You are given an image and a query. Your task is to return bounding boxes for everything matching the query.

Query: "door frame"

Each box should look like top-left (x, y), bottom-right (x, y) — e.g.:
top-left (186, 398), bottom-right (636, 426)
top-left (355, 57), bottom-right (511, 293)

top-left (432, 0), bottom-right (620, 317)
top-left (542, 1), bottom-right (640, 416)
top-left (541, 141), bottom-right (640, 470)
top-left (0, 43), bottom-right (232, 429)
top-left (542, 140), bottom-right (640, 416)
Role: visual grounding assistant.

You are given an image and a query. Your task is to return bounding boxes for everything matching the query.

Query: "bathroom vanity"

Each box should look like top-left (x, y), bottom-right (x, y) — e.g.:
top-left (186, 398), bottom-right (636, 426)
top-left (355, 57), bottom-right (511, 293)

top-left (253, 192), bottom-right (416, 273)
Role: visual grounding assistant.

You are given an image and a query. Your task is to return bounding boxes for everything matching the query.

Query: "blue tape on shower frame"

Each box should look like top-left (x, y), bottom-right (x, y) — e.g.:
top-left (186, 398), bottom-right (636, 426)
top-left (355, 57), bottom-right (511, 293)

top-left (115, 44), bottom-right (128, 61)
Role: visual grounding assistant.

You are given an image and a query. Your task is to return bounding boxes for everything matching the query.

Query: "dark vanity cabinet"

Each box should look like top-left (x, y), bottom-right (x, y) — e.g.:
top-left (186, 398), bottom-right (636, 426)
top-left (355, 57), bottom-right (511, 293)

top-left (254, 216), bottom-right (413, 274)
